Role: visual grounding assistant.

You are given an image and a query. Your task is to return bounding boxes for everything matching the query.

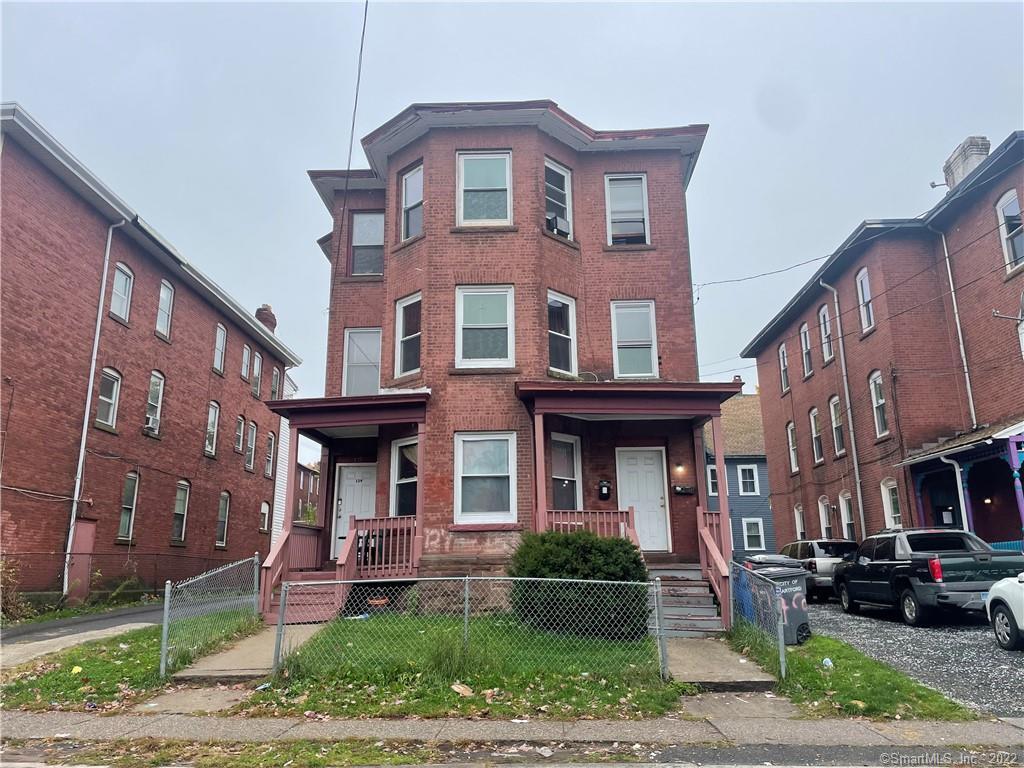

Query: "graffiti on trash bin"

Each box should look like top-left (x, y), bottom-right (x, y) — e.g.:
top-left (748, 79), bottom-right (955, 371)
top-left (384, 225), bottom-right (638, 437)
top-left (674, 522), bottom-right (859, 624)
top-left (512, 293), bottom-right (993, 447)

top-left (733, 567), bottom-right (807, 626)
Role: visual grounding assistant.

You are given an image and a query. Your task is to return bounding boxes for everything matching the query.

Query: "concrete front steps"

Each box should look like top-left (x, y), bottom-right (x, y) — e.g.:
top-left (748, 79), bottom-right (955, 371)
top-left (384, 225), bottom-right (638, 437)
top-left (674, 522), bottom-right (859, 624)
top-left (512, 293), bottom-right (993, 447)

top-left (648, 562), bottom-right (725, 639)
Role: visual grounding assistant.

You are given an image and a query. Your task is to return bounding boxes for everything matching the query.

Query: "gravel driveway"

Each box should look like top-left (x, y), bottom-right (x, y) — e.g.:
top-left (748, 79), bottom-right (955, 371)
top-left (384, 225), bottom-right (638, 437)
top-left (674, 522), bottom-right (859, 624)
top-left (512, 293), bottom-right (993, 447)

top-left (808, 601), bottom-right (1024, 717)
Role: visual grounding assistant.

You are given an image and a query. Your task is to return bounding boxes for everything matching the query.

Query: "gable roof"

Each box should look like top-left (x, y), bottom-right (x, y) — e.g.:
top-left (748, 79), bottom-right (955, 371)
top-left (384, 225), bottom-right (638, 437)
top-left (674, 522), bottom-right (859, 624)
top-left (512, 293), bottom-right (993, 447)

top-left (704, 393), bottom-right (766, 457)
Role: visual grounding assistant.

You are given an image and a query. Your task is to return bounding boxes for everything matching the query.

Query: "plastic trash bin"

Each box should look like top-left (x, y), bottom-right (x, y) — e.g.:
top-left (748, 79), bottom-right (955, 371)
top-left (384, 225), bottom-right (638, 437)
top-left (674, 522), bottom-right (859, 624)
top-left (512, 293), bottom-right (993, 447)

top-left (756, 566), bottom-right (812, 645)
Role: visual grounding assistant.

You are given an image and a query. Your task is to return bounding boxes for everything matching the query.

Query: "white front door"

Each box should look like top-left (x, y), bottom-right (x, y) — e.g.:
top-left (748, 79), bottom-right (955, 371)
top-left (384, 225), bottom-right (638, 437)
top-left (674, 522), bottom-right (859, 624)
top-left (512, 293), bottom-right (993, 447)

top-left (616, 448), bottom-right (669, 551)
top-left (333, 464), bottom-right (377, 559)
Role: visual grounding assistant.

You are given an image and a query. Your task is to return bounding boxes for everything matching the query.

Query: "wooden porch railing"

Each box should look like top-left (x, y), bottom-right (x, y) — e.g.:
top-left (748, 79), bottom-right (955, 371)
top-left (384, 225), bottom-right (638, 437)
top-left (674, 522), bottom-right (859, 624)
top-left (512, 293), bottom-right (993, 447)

top-left (259, 528), bottom-right (291, 615)
top-left (336, 515), bottom-right (422, 581)
top-left (289, 525), bottom-right (322, 570)
top-left (546, 507), bottom-right (640, 548)
top-left (696, 505), bottom-right (731, 629)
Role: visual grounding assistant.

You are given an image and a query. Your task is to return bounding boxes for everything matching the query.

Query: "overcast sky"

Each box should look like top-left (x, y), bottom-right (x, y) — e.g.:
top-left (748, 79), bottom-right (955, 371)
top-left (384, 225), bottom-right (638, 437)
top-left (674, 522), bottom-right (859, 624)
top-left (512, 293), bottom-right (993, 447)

top-left (4, 2), bottom-right (1023, 401)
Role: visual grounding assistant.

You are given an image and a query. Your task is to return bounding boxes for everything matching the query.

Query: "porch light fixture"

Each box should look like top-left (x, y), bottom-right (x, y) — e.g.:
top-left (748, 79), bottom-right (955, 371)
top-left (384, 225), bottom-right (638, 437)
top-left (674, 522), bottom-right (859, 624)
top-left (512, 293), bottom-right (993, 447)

top-left (983, 497), bottom-right (993, 504)
top-left (674, 462), bottom-right (686, 474)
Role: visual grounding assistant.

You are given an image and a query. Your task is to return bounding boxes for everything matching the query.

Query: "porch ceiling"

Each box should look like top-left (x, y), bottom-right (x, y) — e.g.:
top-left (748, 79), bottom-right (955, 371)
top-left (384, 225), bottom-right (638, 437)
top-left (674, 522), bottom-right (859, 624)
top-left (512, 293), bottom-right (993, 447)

top-left (516, 380), bottom-right (742, 419)
top-left (267, 393), bottom-right (428, 442)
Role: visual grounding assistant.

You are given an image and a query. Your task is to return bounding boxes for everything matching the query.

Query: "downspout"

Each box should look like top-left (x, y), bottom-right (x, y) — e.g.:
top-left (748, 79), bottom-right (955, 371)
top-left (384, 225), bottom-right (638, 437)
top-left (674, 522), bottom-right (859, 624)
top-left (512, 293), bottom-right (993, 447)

top-left (927, 225), bottom-right (977, 430)
top-left (939, 455), bottom-right (973, 532)
top-left (820, 278), bottom-right (868, 539)
top-left (62, 219), bottom-right (126, 597)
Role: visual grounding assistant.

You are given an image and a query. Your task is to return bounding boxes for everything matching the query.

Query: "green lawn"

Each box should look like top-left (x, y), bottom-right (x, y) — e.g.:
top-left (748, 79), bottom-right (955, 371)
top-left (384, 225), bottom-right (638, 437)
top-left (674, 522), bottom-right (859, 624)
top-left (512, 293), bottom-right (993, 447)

top-left (242, 612), bottom-right (690, 719)
top-left (728, 620), bottom-right (976, 720)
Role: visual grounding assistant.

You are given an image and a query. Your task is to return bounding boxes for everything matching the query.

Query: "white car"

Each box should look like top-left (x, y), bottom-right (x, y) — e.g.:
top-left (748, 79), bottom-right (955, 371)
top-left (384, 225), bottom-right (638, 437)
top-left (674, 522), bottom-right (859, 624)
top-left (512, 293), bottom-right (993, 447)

top-left (986, 572), bottom-right (1024, 650)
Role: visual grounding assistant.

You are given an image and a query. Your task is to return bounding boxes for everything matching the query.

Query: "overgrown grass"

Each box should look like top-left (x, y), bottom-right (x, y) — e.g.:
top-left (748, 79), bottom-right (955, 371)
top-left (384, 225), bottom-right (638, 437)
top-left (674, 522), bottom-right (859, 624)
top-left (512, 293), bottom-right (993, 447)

top-left (727, 620), bottom-right (976, 720)
top-left (242, 612), bottom-right (690, 719)
top-left (1, 611), bottom-right (261, 711)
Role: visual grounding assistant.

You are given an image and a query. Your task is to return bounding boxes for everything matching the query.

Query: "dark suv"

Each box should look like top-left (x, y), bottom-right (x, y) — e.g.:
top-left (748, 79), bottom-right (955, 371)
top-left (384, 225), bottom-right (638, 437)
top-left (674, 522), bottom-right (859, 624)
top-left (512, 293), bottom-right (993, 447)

top-left (833, 528), bottom-right (1024, 626)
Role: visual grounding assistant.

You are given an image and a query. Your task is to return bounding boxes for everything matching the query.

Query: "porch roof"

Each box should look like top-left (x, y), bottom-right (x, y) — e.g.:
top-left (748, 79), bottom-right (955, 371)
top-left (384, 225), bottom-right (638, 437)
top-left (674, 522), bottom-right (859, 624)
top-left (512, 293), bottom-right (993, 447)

top-left (266, 392), bottom-right (429, 438)
top-left (897, 414), bottom-right (1024, 467)
top-left (515, 380), bottom-right (742, 418)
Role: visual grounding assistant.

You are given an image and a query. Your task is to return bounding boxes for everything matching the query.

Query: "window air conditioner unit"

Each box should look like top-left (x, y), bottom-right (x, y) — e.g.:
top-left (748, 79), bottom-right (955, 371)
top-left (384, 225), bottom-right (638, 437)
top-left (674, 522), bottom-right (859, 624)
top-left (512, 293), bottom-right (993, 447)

top-left (145, 415), bottom-right (160, 432)
top-left (546, 215), bottom-right (570, 237)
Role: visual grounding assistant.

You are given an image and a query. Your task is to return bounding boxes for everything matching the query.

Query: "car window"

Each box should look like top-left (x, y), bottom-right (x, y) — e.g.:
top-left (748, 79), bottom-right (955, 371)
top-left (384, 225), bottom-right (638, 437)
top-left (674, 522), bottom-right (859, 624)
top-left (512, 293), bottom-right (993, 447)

top-left (817, 541), bottom-right (858, 557)
top-left (873, 536), bottom-right (895, 561)
top-left (906, 533), bottom-right (984, 553)
top-left (780, 544), bottom-right (792, 557)
top-left (856, 539), bottom-right (876, 560)
top-left (797, 542), bottom-right (811, 559)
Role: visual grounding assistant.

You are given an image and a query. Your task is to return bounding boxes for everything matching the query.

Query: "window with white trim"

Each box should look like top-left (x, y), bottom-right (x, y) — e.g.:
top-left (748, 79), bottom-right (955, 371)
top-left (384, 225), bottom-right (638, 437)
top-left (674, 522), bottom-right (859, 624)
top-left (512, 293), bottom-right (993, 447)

top-left (818, 495), bottom-right (833, 538)
top-left (829, 395), bottom-right (846, 455)
top-left (778, 343), bottom-right (790, 392)
top-left (259, 501), bottom-right (271, 531)
top-left (270, 367), bottom-right (281, 400)
top-left (551, 432), bottom-right (582, 511)
top-left (456, 286), bottom-right (514, 368)
top-left (793, 504), bottom-right (806, 539)
top-left (707, 465), bottom-right (719, 496)
top-left (737, 464), bottom-right (759, 496)
top-left (156, 280), bottom-right (174, 338)
top-left (390, 437), bottom-right (418, 517)
top-left (742, 518), bottom-right (766, 551)
top-left (454, 432), bottom-right (517, 524)
top-left (839, 491), bottom-right (855, 540)
top-left (799, 323), bottom-right (813, 376)
top-left (245, 421), bottom-right (257, 470)
top-left (251, 352), bottom-right (262, 398)
top-left (809, 407), bottom-right (823, 463)
top-left (395, 293), bottom-right (422, 377)
top-left (96, 368), bottom-right (121, 428)
top-left (213, 324), bottom-right (227, 374)
top-left (856, 268), bottom-right (875, 331)
top-left (881, 477), bottom-right (902, 528)
top-left (401, 165), bottom-right (423, 241)
top-left (204, 401), bottom-right (220, 456)
top-left (869, 370), bottom-right (888, 436)
top-left (547, 290), bottom-right (577, 375)
top-left (241, 345), bottom-right (251, 380)
top-left (611, 300), bottom-right (657, 378)
top-left (1019, 317), bottom-right (1024, 361)
top-left (118, 471), bottom-right (139, 540)
top-left (996, 189), bottom-right (1023, 271)
top-left (264, 432), bottom-right (276, 478)
top-left (216, 491), bottom-right (230, 547)
top-left (786, 421), bottom-right (798, 473)
top-left (351, 212), bottom-right (385, 275)
top-left (110, 264), bottom-right (134, 322)
top-left (234, 416), bottom-right (245, 452)
top-left (343, 328), bottom-right (382, 395)
top-left (544, 159), bottom-right (573, 238)
top-left (171, 480), bottom-right (190, 542)
top-left (457, 152), bottom-right (511, 226)
top-left (605, 174), bottom-right (650, 245)
top-left (145, 371), bottom-right (164, 435)
top-left (818, 304), bottom-right (834, 362)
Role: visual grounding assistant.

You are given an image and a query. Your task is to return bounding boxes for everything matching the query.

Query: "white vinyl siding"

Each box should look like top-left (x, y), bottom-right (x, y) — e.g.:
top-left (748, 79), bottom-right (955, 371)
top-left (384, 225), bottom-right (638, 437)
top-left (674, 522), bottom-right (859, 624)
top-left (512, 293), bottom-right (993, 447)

top-left (343, 328), bottom-right (382, 395)
top-left (611, 300), bottom-right (657, 378)
top-left (457, 152), bottom-right (511, 226)
top-left (454, 432), bottom-right (517, 524)
top-left (455, 286), bottom-right (515, 368)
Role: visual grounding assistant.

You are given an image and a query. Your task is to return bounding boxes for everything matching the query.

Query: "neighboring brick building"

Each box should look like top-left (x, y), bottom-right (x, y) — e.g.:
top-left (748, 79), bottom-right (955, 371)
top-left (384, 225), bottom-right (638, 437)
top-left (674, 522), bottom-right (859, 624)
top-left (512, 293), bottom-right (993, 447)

top-left (0, 104), bottom-right (301, 598)
top-left (263, 101), bottom-right (741, 626)
top-left (292, 462), bottom-right (320, 524)
top-left (742, 132), bottom-right (1024, 551)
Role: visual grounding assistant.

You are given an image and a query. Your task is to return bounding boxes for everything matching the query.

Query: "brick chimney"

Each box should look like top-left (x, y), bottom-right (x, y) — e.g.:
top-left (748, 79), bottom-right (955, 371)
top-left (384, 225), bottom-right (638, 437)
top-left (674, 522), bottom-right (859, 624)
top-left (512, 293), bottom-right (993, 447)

top-left (255, 304), bottom-right (277, 333)
top-left (942, 136), bottom-right (990, 189)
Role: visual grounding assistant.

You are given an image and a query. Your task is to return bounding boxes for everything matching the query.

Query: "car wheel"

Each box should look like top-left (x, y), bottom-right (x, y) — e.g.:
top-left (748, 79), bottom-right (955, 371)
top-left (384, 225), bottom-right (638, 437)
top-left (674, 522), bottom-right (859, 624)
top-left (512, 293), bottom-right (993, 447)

top-left (899, 588), bottom-right (931, 627)
top-left (991, 604), bottom-right (1023, 651)
top-left (839, 582), bottom-right (859, 614)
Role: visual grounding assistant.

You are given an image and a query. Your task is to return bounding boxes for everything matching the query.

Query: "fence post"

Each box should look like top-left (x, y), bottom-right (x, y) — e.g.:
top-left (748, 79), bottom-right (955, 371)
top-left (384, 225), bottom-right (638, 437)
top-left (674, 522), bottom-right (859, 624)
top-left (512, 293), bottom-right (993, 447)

top-left (158, 580), bottom-right (172, 677)
top-left (462, 575), bottom-right (470, 651)
top-left (252, 552), bottom-right (261, 612)
top-left (654, 577), bottom-right (669, 681)
top-left (729, 562), bottom-right (736, 629)
top-left (775, 591), bottom-right (787, 679)
top-left (272, 582), bottom-right (289, 672)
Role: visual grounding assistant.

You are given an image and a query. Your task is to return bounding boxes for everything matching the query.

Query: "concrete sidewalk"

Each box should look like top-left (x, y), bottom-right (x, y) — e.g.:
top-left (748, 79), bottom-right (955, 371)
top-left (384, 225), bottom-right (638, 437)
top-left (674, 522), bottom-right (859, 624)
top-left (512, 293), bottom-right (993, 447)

top-left (3, 710), bottom-right (1023, 747)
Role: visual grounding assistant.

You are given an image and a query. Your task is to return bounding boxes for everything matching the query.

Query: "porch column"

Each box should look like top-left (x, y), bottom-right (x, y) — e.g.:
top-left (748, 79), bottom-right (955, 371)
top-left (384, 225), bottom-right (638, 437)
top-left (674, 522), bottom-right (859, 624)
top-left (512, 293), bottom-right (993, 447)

top-left (960, 463), bottom-right (976, 533)
top-left (283, 423), bottom-right (300, 535)
top-left (534, 412), bottom-right (547, 532)
top-left (692, 424), bottom-right (708, 506)
top-left (913, 473), bottom-right (926, 527)
top-left (416, 422), bottom-right (427, 522)
top-left (711, 415), bottom-right (732, 565)
top-left (1008, 436), bottom-right (1024, 537)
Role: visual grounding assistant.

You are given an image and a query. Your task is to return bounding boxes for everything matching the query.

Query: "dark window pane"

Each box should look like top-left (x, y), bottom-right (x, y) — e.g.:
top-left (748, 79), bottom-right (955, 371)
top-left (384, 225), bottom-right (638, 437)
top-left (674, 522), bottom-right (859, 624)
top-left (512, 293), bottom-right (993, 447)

top-left (548, 299), bottom-right (570, 335)
top-left (873, 537), bottom-right (895, 560)
top-left (397, 443), bottom-right (418, 480)
top-left (552, 478), bottom-right (577, 510)
top-left (461, 477), bottom-right (510, 513)
top-left (352, 245), bottom-right (383, 275)
top-left (403, 300), bottom-right (421, 336)
top-left (401, 336), bottom-right (421, 373)
top-left (549, 334), bottom-right (572, 372)
top-left (545, 165), bottom-right (565, 191)
top-left (404, 204), bottom-right (423, 239)
top-left (463, 190), bottom-right (508, 221)
top-left (396, 482), bottom-right (417, 516)
top-left (463, 327), bottom-right (508, 359)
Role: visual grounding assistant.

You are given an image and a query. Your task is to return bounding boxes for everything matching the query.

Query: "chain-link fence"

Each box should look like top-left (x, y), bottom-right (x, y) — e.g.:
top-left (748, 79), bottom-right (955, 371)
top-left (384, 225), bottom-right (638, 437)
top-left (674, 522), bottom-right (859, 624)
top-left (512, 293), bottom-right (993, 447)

top-left (273, 576), bottom-right (667, 682)
top-left (730, 562), bottom-right (786, 678)
top-left (159, 554), bottom-right (261, 676)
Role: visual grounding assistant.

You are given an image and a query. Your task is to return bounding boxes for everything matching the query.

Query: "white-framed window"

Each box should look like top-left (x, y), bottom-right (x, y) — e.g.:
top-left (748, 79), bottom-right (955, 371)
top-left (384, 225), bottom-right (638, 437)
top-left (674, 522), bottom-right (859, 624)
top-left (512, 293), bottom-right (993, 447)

top-left (839, 491), bottom-right (855, 540)
top-left (799, 323), bottom-right (812, 376)
top-left (737, 464), bottom-right (759, 496)
top-left (270, 367), bottom-right (281, 400)
top-left (611, 300), bottom-right (657, 378)
top-left (544, 158), bottom-right (573, 238)
top-left (264, 432), bottom-right (276, 478)
top-left (818, 304), bottom-right (834, 362)
top-left (216, 491), bottom-right (230, 547)
top-left (245, 421), bottom-right (257, 470)
top-left (234, 415), bottom-right (245, 452)
top-left (259, 501), bottom-right (271, 531)
top-left (869, 370), bottom-right (888, 437)
top-left (145, 371), bottom-right (165, 434)
top-left (454, 431), bottom-right (517, 524)
top-left (395, 293), bottom-right (422, 377)
top-left (818, 495), bottom-right (833, 538)
top-left (809, 407), bottom-right (823, 463)
top-left (351, 211), bottom-right (385, 275)
top-left (996, 189), bottom-right (1023, 271)
top-left (455, 286), bottom-right (515, 368)
top-left (1019, 317), bottom-right (1024, 361)
top-left (204, 401), bottom-right (220, 456)
top-left (343, 328), bottom-right (382, 395)
top-left (389, 437), bottom-right (419, 517)
top-left (881, 477), bottom-right (903, 528)
top-left (778, 343), bottom-right (790, 392)
top-left (547, 290), bottom-right (577, 376)
top-left (605, 174), bottom-right (650, 246)
top-left (551, 432), bottom-right (582, 511)
top-left (786, 421), bottom-right (798, 473)
top-left (742, 518), bottom-right (766, 551)
top-left (96, 368), bottom-right (121, 428)
top-left (829, 395), bottom-right (846, 456)
top-left (707, 465), bottom-right (719, 496)
top-left (251, 352), bottom-right (262, 398)
top-left (110, 263), bottom-right (134, 322)
top-left (457, 152), bottom-right (511, 226)
top-left (156, 280), bottom-right (174, 338)
top-left (171, 480), bottom-right (190, 542)
top-left (241, 344), bottom-right (251, 380)
top-left (793, 503), bottom-right (806, 539)
top-left (300, 470), bottom-right (306, 491)
top-left (401, 165), bottom-right (424, 241)
top-left (118, 471), bottom-right (139, 540)
top-left (856, 267), bottom-right (875, 331)
top-left (213, 324), bottom-right (227, 374)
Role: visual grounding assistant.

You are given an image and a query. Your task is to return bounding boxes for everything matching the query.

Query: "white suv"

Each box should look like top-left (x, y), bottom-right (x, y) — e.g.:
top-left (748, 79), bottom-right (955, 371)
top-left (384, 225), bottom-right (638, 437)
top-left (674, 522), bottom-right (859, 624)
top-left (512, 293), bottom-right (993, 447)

top-left (780, 539), bottom-right (859, 601)
top-left (986, 572), bottom-right (1024, 651)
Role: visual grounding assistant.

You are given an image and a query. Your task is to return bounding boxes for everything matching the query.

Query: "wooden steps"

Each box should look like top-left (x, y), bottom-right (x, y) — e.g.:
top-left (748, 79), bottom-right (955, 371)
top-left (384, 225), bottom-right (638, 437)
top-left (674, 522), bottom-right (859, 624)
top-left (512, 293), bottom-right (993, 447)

top-left (649, 562), bottom-right (725, 638)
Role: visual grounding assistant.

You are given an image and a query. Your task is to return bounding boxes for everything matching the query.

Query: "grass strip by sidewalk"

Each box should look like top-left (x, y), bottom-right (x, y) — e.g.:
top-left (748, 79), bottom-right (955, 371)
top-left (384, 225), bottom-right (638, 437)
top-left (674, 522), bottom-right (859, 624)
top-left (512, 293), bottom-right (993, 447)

top-left (727, 620), bottom-right (976, 720)
top-left (1, 596), bottom-right (157, 629)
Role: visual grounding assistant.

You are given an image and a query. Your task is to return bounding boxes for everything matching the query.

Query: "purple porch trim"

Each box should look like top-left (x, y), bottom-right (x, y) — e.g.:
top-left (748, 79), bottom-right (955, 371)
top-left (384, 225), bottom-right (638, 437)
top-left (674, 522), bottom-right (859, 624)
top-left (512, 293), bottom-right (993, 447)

top-left (1009, 435), bottom-right (1024, 537)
